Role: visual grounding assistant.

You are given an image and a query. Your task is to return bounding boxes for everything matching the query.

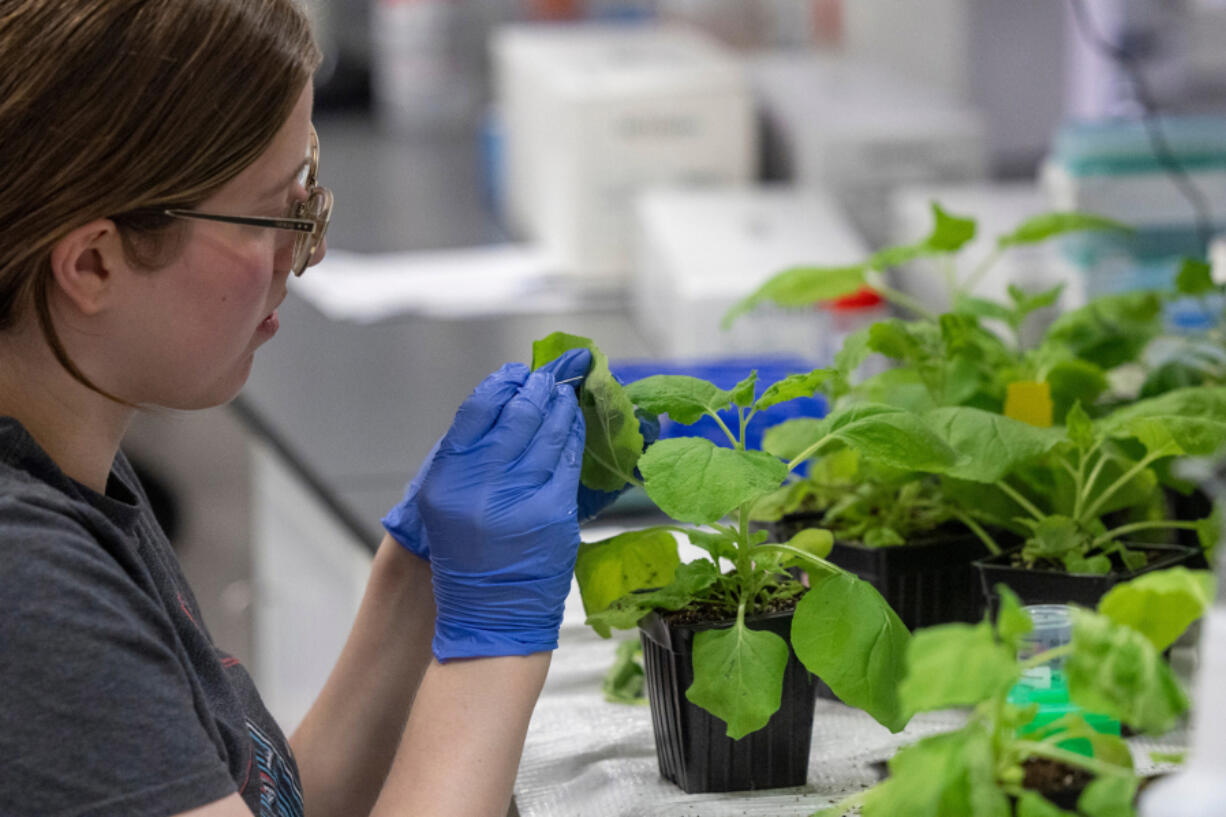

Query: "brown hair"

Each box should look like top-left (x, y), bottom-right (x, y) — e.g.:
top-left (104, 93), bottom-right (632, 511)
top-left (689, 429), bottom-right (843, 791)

top-left (0, 0), bottom-right (322, 399)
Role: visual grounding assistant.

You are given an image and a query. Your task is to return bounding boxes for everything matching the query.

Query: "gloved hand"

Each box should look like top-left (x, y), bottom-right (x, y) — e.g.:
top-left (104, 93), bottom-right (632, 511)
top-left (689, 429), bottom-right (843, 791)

top-left (393, 354), bottom-right (588, 660)
top-left (384, 348), bottom-right (638, 559)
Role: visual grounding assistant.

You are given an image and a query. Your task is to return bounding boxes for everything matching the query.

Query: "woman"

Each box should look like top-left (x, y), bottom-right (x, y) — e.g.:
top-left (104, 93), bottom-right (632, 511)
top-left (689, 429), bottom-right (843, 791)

top-left (0, 2), bottom-right (592, 816)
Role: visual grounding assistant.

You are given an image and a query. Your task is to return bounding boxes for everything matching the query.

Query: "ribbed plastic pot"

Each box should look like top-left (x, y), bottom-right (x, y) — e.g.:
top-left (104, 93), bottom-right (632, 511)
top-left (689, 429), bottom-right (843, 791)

top-left (769, 514), bottom-right (988, 630)
top-left (637, 607), bottom-right (818, 793)
top-left (975, 543), bottom-right (1202, 615)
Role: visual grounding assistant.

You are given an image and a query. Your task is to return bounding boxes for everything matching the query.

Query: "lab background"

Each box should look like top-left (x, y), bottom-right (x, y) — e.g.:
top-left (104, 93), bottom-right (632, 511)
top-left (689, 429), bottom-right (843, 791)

top-left (120, 0), bottom-right (1226, 812)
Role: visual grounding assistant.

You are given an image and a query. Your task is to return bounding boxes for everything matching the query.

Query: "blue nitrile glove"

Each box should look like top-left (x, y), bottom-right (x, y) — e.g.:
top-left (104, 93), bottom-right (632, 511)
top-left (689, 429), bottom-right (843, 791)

top-left (384, 348), bottom-right (632, 556)
top-left (410, 358), bottom-right (587, 660)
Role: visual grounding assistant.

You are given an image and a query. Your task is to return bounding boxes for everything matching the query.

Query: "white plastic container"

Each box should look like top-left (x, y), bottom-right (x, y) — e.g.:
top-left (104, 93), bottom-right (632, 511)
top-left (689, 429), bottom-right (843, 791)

top-left (752, 52), bottom-right (988, 247)
top-left (491, 22), bottom-right (757, 280)
top-left (630, 185), bottom-right (867, 359)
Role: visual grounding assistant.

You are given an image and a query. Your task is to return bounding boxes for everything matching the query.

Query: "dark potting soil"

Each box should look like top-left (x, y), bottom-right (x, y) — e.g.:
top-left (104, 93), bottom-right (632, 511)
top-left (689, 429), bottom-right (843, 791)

top-left (662, 592), bottom-right (801, 628)
top-left (1021, 757), bottom-right (1094, 797)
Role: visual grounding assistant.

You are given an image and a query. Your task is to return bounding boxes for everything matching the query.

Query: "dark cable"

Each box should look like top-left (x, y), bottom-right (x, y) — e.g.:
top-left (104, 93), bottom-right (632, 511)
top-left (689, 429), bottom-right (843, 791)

top-left (1067, 0), bottom-right (1215, 252)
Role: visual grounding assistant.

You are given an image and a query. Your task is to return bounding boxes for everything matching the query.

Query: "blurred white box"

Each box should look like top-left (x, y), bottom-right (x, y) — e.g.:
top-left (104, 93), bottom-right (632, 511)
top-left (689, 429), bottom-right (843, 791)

top-left (492, 22), bottom-right (757, 280)
top-left (889, 182), bottom-right (1081, 327)
top-left (752, 52), bottom-right (988, 248)
top-left (632, 186), bottom-right (868, 359)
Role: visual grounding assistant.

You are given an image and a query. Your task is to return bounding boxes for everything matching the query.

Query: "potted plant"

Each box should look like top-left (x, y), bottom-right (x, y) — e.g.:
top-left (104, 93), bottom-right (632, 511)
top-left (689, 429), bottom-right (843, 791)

top-left (815, 567), bottom-right (1215, 817)
top-left (965, 389), bottom-right (1225, 612)
top-left (531, 331), bottom-right (914, 793)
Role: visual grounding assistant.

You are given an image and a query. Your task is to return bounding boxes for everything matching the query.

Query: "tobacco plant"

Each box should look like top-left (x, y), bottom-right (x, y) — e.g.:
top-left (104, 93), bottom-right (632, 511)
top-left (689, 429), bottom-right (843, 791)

top-left (814, 567), bottom-right (1214, 817)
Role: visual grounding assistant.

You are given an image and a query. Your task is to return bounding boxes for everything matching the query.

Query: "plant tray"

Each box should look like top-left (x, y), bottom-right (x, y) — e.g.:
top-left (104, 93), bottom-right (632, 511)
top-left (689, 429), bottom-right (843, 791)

top-left (637, 608), bottom-right (818, 793)
top-left (772, 514), bottom-right (989, 630)
top-left (974, 543), bottom-right (1202, 615)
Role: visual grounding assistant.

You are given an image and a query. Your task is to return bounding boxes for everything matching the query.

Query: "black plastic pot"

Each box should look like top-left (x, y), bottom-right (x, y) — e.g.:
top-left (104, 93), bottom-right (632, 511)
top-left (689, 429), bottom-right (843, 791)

top-left (770, 514), bottom-right (988, 631)
top-left (637, 607), bottom-right (818, 793)
top-left (975, 543), bottom-right (1202, 615)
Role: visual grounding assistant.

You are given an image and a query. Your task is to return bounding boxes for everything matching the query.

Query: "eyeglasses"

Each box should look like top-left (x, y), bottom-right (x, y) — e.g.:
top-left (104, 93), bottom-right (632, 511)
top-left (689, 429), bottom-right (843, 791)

top-left (163, 126), bottom-right (332, 276)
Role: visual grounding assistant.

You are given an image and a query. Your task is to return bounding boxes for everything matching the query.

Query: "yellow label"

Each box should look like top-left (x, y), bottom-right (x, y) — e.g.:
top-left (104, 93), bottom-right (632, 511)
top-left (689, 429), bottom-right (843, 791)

top-left (1004, 381), bottom-right (1053, 428)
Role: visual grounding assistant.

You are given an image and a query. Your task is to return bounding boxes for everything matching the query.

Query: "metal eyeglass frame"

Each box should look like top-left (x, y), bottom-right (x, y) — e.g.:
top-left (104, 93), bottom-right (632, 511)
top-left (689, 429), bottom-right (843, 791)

top-left (163, 125), bottom-right (332, 276)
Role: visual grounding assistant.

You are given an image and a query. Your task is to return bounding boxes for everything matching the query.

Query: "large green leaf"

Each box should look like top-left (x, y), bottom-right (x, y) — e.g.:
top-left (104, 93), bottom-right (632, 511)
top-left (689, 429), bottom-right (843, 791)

top-left (686, 619), bottom-right (791, 739)
top-left (1066, 609), bottom-right (1189, 734)
top-left (574, 528), bottom-right (680, 637)
top-left (924, 407), bottom-right (1064, 482)
top-left (721, 265), bottom-right (867, 328)
top-left (1098, 386), bottom-right (1226, 457)
top-left (791, 571), bottom-right (910, 732)
top-left (861, 726), bottom-right (1010, 817)
top-left (585, 559), bottom-right (719, 633)
top-left (899, 622), bottom-right (1019, 715)
top-left (639, 438), bottom-right (788, 524)
top-left (532, 332), bottom-right (643, 491)
top-left (825, 408), bottom-right (958, 473)
top-left (624, 375), bottom-right (732, 425)
top-left (1097, 568), bottom-right (1215, 652)
top-left (1077, 775), bottom-right (1139, 817)
top-left (996, 211), bottom-right (1131, 249)
top-left (1041, 292), bottom-right (1162, 370)
top-left (761, 417), bottom-right (825, 461)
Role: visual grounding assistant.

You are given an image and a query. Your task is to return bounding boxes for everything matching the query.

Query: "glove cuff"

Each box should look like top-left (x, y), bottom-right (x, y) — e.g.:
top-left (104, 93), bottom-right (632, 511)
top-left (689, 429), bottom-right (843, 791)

top-left (431, 568), bottom-right (573, 661)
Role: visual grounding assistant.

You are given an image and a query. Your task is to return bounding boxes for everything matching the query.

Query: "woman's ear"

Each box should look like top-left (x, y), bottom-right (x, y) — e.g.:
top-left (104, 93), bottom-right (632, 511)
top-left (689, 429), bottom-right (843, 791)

top-left (47, 219), bottom-right (126, 317)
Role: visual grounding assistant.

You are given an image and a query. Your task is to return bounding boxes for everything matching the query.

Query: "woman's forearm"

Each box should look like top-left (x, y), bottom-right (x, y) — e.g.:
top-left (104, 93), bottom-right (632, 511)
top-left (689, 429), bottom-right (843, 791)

top-left (291, 535), bottom-right (437, 817)
top-left (369, 652), bottom-right (551, 817)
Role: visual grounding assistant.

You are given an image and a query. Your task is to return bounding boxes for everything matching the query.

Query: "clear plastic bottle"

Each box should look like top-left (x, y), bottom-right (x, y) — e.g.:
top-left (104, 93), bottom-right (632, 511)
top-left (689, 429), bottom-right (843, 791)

top-left (1138, 549), bottom-right (1226, 816)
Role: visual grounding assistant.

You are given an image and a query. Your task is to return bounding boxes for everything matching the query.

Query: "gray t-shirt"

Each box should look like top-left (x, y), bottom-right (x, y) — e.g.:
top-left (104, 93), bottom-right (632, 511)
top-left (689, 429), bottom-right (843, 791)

top-left (0, 417), bottom-right (302, 817)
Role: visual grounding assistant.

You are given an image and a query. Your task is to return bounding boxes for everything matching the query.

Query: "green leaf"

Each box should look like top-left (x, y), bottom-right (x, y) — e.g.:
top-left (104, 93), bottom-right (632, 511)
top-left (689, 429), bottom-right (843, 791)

top-left (721, 265), bottom-right (867, 328)
top-left (862, 726), bottom-right (1010, 817)
top-left (995, 585), bottom-right (1034, 651)
top-left (761, 417), bottom-right (825, 461)
top-left (1066, 401), bottom-right (1095, 451)
top-left (1016, 791), bottom-right (1079, 817)
top-left (997, 211), bottom-right (1131, 249)
top-left (602, 638), bottom-right (647, 704)
top-left (684, 528), bottom-right (739, 562)
top-left (686, 618), bottom-right (791, 739)
top-left (1066, 609), bottom-right (1189, 734)
top-left (639, 438), bottom-right (787, 524)
top-left (532, 332), bottom-right (644, 492)
top-left (781, 528), bottom-right (834, 562)
top-left (1077, 775), bottom-right (1138, 817)
top-left (575, 528), bottom-right (681, 637)
top-left (791, 571), bottom-right (910, 732)
top-left (1175, 257), bottom-right (1215, 296)
top-left (1041, 292), bottom-right (1163, 370)
top-left (953, 294), bottom-right (1015, 324)
top-left (730, 371), bottom-right (758, 408)
top-left (624, 375), bottom-right (733, 426)
top-left (1024, 517), bottom-right (1086, 562)
top-left (753, 368), bottom-right (834, 412)
top-left (924, 407), bottom-right (1064, 482)
top-left (1010, 283), bottom-right (1066, 314)
top-left (927, 202), bottom-right (977, 252)
top-left (1099, 386), bottom-right (1226, 458)
top-left (825, 407), bottom-right (959, 473)
top-left (899, 622), bottom-right (1019, 714)
top-left (585, 559), bottom-right (719, 632)
top-left (1097, 567), bottom-right (1215, 652)
top-left (1047, 358), bottom-right (1109, 423)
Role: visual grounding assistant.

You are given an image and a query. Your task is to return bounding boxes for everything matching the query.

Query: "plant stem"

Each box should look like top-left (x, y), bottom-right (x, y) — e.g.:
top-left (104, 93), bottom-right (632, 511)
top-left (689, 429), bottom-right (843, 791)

top-left (1081, 450), bottom-right (1164, 522)
top-left (995, 480), bottom-right (1046, 522)
top-left (962, 246), bottom-right (1003, 294)
top-left (706, 409), bottom-right (740, 449)
top-left (952, 510), bottom-right (1002, 555)
top-left (1093, 520), bottom-right (1202, 548)
top-left (754, 544), bottom-right (843, 577)
top-left (787, 434), bottom-right (835, 472)
top-left (864, 269), bottom-right (939, 321)
top-left (1011, 740), bottom-right (1133, 781)
top-left (1019, 644), bottom-right (1073, 672)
